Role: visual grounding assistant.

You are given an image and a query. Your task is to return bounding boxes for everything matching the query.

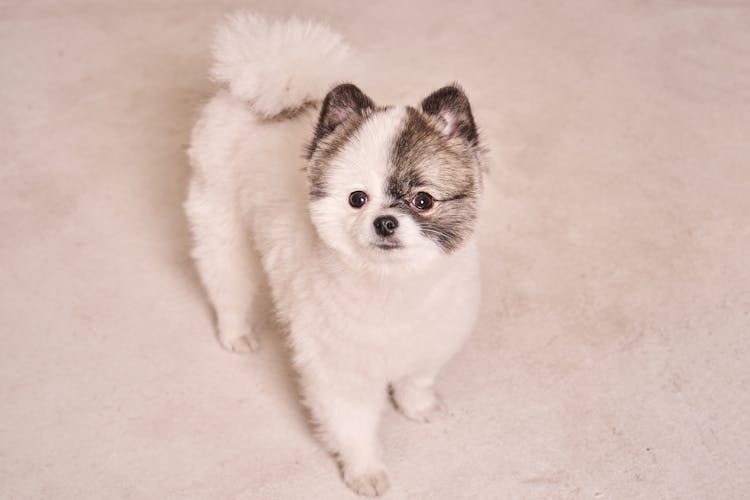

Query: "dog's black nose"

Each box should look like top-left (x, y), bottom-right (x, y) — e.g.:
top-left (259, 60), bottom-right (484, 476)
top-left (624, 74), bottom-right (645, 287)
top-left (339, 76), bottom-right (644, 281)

top-left (373, 215), bottom-right (398, 237)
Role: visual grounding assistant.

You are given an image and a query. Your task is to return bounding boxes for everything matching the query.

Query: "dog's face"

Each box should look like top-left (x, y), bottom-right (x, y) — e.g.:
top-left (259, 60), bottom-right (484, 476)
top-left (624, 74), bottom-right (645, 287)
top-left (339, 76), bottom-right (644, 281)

top-left (307, 84), bottom-right (483, 272)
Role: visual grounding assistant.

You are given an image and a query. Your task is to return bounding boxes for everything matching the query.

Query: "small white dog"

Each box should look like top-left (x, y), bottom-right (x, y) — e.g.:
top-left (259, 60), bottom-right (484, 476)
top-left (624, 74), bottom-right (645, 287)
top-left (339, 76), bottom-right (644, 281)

top-left (185, 12), bottom-right (485, 496)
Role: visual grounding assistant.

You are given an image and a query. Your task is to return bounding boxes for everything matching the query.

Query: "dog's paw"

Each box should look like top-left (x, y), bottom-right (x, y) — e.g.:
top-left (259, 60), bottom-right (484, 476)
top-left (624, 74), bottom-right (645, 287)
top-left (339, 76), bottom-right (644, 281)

top-left (343, 466), bottom-right (390, 497)
top-left (217, 328), bottom-right (259, 353)
top-left (392, 384), bottom-right (444, 423)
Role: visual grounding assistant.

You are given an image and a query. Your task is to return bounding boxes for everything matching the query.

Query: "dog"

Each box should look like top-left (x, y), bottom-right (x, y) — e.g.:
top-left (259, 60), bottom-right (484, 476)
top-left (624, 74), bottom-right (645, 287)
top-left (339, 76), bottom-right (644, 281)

top-left (185, 11), bottom-right (485, 496)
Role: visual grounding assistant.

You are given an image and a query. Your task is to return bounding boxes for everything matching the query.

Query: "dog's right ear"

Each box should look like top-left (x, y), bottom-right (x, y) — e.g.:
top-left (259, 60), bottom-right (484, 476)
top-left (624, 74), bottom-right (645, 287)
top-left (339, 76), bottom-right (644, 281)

top-left (309, 84), bottom-right (374, 153)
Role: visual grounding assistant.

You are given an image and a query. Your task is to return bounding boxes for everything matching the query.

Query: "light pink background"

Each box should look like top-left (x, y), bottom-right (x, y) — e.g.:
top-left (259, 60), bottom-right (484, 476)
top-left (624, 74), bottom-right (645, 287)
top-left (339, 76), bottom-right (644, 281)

top-left (1, 1), bottom-right (748, 498)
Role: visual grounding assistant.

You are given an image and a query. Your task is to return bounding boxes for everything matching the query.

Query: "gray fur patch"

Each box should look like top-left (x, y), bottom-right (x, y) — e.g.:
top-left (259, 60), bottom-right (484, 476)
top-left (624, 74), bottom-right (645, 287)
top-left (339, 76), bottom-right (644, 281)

top-left (387, 106), bottom-right (481, 253)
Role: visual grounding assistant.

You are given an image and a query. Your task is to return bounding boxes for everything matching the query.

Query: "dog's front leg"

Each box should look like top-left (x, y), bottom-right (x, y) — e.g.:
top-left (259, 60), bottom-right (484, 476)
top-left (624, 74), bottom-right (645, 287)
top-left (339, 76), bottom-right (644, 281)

top-left (297, 359), bottom-right (390, 497)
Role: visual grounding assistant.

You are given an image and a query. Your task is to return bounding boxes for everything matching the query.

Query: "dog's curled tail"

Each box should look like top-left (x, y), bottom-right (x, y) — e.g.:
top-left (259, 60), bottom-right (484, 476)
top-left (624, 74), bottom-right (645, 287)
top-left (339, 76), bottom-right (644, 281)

top-left (210, 11), bottom-right (355, 119)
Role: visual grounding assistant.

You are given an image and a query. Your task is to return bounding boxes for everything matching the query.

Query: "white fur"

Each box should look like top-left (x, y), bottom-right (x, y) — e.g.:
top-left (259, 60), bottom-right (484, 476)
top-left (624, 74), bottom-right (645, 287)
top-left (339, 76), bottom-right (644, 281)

top-left (186, 12), bottom-right (481, 497)
top-left (210, 11), bottom-right (356, 118)
top-left (308, 107), bottom-right (447, 274)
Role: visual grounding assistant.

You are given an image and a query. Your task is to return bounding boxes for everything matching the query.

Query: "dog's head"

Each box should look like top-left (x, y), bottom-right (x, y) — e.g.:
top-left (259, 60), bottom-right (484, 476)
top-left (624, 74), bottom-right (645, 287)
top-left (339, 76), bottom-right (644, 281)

top-left (307, 83), bottom-right (483, 272)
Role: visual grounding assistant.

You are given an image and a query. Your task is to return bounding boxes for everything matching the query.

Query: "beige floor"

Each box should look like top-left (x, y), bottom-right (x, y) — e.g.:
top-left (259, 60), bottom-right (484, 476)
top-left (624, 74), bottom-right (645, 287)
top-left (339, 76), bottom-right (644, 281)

top-left (2, 1), bottom-right (749, 498)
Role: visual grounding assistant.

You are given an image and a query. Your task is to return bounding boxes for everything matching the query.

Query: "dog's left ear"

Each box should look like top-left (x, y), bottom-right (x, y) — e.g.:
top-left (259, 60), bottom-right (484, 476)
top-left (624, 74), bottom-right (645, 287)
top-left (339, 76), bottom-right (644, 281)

top-left (316, 84), bottom-right (374, 137)
top-left (308, 83), bottom-right (374, 157)
top-left (421, 84), bottom-right (479, 147)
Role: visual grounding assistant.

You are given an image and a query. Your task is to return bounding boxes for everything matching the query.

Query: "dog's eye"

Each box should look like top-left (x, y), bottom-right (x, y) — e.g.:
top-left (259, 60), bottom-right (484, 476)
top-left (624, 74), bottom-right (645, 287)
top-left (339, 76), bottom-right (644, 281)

top-left (411, 192), bottom-right (434, 211)
top-left (348, 191), bottom-right (368, 209)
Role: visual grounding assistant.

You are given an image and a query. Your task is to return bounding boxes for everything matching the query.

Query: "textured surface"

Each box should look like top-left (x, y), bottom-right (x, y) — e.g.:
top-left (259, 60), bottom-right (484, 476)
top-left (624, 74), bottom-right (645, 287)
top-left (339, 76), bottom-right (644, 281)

top-left (1, 1), bottom-right (749, 498)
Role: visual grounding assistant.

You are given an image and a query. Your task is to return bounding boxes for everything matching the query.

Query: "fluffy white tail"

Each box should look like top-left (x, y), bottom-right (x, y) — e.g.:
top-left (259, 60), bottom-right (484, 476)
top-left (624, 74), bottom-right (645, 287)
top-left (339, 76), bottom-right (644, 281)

top-left (210, 11), bottom-right (355, 118)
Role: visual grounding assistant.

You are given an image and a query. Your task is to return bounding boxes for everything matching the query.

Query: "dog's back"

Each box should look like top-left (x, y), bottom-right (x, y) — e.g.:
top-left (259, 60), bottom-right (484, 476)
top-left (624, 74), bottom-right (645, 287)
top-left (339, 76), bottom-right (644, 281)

top-left (184, 12), bottom-right (356, 352)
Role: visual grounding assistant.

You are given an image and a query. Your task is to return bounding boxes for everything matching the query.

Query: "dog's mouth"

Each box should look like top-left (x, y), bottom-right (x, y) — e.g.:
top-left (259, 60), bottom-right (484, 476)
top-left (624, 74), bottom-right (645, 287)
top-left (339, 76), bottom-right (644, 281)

top-left (372, 241), bottom-right (401, 251)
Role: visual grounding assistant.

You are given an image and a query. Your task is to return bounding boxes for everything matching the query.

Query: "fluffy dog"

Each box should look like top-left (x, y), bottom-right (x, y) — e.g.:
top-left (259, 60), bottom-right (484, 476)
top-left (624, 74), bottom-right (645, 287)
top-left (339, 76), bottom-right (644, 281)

top-left (185, 11), bottom-right (485, 496)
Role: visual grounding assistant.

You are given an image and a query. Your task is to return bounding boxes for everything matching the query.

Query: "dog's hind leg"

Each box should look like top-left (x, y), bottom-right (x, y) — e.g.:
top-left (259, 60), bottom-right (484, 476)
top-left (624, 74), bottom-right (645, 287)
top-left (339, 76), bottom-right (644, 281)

top-left (185, 177), bottom-right (261, 353)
